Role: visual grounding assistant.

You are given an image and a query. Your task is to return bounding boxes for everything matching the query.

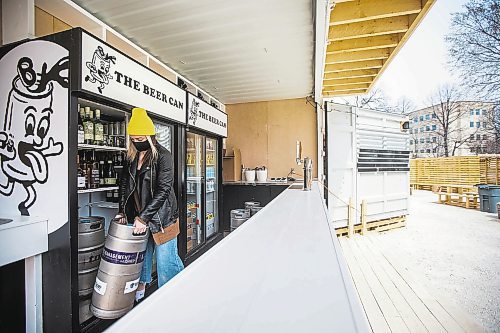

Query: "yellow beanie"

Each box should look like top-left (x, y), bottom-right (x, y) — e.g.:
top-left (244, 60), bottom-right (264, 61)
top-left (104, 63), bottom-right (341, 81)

top-left (127, 108), bottom-right (156, 135)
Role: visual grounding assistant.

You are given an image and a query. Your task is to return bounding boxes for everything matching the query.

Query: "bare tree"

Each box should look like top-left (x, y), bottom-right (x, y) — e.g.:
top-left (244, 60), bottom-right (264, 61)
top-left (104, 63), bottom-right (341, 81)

top-left (392, 97), bottom-right (416, 115)
top-left (484, 103), bottom-right (500, 153)
top-left (446, 0), bottom-right (500, 100)
top-left (341, 88), bottom-right (386, 109)
top-left (428, 85), bottom-right (477, 157)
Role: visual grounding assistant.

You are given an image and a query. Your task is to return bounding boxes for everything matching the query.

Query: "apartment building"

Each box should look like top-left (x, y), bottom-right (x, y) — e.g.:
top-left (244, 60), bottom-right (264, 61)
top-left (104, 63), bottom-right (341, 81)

top-left (408, 101), bottom-right (495, 158)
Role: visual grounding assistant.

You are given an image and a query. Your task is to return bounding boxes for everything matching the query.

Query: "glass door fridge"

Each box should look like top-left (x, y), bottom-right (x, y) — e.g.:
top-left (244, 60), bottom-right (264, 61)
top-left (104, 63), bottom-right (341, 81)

top-left (205, 137), bottom-right (219, 238)
top-left (186, 132), bottom-right (205, 252)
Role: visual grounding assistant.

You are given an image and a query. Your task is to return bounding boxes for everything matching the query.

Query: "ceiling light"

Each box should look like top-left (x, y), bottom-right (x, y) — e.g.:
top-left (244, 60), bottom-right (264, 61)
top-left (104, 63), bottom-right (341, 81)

top-left (179, 60), bottom-right (186, 64)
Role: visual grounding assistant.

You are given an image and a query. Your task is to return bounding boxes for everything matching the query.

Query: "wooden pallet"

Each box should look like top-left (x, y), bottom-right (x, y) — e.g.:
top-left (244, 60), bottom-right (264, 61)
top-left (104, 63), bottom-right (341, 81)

top-left (336, 216), bottom-right (406, 237)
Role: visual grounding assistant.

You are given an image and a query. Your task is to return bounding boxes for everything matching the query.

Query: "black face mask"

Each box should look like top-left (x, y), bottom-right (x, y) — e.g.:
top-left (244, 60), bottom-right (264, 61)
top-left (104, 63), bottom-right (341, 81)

top-left (133, 140), bottom-right (151, 152)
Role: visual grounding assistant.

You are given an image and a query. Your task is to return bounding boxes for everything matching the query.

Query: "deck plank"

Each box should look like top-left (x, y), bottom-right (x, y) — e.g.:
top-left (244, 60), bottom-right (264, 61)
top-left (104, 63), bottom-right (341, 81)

top-left (339, 237), bottom-right (392, 333)
top-left (360, 237), bottom-right (447, 333)
top-left (347, 238), bottom-right (411, 332)
top-left (354, 237), bottom-right (429, 333)
top-left (368, 236), bottom-right (481, 333)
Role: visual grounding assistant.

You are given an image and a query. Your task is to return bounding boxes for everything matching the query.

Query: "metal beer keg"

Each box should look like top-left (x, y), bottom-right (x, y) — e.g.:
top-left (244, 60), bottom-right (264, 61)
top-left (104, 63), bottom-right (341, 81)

top-left (230, 208), bottom-right (250, 219)
top-left (250, 206), bottom-right (263, 216)
top-left (91, 221), bottom-right (149, 319)
top-left (244, 201), bottom-right (261, 210)
top-left (78, 216), bottom-right (105, 296)
top-left (230, 210), bottom-right (249, 232)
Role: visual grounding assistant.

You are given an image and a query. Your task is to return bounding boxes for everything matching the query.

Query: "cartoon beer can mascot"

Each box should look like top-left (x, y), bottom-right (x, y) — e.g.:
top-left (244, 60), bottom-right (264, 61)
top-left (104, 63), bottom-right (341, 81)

top-left (0, 56), bottom-right (68, 215)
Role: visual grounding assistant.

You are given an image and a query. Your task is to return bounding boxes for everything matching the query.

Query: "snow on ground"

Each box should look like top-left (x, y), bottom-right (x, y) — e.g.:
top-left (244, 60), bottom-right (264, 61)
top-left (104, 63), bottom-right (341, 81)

top-left (372, 190), bottom-right (500, 333)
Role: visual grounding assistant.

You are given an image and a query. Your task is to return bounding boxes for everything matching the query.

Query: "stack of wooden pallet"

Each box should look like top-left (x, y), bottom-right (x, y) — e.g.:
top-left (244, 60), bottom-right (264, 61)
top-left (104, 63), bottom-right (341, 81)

top-left (410, 155), bottom-right (500, 190)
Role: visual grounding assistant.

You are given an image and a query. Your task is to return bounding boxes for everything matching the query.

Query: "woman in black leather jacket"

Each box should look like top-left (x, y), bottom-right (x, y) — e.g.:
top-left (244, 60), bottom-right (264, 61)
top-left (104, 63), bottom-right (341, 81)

top-left (116, 108), bottom-right (183, 302)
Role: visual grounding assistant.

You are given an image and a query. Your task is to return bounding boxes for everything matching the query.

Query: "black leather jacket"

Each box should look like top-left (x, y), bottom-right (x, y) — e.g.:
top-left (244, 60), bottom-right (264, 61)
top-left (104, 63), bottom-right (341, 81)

top-left (118, 144), bottom-right (179, 234)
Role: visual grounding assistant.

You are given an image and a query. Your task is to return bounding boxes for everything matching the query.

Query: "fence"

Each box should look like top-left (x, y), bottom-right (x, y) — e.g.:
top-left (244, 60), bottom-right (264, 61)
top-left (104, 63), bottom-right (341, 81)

top-left (410, 155), bottom-right (500, 189)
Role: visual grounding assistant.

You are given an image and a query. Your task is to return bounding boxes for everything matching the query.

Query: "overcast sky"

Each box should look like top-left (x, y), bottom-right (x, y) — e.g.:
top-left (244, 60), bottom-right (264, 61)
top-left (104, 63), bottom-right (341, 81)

top-left (335, 0), bottom-right (470, 109)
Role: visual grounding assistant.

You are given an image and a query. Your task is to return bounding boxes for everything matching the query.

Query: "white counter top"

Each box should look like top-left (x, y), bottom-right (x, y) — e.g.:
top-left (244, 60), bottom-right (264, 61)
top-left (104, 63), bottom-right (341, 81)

top-left (0, 215), bottom-right (48, 266)
top-left (107, 182), bottom-right (369, 333)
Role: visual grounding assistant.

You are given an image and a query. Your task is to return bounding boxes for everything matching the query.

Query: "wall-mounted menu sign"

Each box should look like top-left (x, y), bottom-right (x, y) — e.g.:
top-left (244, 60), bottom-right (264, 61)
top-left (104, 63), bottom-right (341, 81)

top-left (187, 94), bottom-right (227, 137)
top-left (80, 31), bottom-right (186, 124)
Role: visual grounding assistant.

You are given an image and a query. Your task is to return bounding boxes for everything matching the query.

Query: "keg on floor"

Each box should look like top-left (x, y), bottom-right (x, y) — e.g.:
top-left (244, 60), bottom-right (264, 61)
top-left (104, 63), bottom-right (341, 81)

top-left (250, 206), bottom-right (263, 216)
top-left (230, 210), bottom-right (249, 232)
top-left (78, 216), bottom-right (105, 296)
top-left (244, 201), bottom-right (261, 210)
top-left (91, 221), bottom-right (149, 319)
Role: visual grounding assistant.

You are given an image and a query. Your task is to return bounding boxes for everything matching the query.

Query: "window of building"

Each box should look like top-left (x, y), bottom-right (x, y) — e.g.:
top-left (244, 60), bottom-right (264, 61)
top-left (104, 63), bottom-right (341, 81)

top-left (476, 122), bottom-right (480, 128)
top-left (420, 138), bottom-right (424, 143)
top-left (425, 114), bottom-right (430, 120)
top-left (476, 109), bottom-right (480, 115)
top-left (413, 117), bottom-right (418, 123)
top-left (470, 122), bottom-right (474, 127)
top-left (432, 124), bottom-right (436, 131)
top-left (482, 109), bottom-right (487, 115)
top-left (432, 148), bottom-right (437, 153)
top-left (420, 149), bottom-right (424, 153)
top-left (432, 113), bottom-right (437, 119)
top-left (483, 122), bottom-right (487, 128)
top-left (420, 127), bottom-right (424, 133)
top-left (419, 115), bottom-right (424, 121)
top-left (426, 149), bottom-right (431, 153)
top-left (483, 134), bottom-right (487, 140)
top-left (476, 134), bottom-right (481, 140)
top-left (426, 137), bottom-right (430, 143)
top-left (410, 140), bottom-right (413, 145)
top-left (432, 137), bottom-right (437, 143)
top-left (470, 110), bottom-right (474, 115)
top-left (426, 125), bottom-right (430, 131)
top-left (470, 134), bottom-right (474, 141)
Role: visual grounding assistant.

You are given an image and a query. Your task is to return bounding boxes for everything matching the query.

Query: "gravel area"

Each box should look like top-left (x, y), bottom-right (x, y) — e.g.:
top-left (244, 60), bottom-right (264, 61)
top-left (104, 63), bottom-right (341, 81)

top-left (372, 190), bottom-right (500, 333)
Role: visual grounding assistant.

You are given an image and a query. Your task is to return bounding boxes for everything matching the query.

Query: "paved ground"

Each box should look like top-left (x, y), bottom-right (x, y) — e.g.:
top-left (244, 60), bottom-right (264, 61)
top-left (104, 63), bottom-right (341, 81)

top-left (372, 190), bottom-right (500, 333)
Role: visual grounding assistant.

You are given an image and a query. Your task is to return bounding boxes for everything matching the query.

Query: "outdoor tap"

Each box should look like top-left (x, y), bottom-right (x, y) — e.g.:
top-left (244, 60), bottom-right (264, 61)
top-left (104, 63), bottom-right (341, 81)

top-left (303, 157), bottom-right (313, 191)
top-left (295, 140), bottom-right (313, 191)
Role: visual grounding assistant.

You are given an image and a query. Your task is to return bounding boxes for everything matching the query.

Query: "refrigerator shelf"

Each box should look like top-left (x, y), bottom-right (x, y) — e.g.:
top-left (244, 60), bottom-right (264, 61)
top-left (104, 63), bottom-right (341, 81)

top-left (78, 186), bottom-right (119, 194)
top-left (86, 201), bottom-right (119, 209)
top-left (78, 144), bottom-right (126, 151)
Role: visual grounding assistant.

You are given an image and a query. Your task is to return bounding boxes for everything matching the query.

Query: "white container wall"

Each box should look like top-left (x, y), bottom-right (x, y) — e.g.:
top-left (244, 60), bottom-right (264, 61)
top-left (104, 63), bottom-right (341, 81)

top-left (326, 103), bottom-right (410, 228)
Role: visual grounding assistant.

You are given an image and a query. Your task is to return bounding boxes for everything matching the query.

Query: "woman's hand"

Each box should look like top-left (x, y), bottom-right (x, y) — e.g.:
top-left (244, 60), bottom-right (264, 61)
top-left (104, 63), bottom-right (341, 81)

top-left (114, 213), bottom-right (126, 224)
top-left (133, 217), bottom-right (147, 234)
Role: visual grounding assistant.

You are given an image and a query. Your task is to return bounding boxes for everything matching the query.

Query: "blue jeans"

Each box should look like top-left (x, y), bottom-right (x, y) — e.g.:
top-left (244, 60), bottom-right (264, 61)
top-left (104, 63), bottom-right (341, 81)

top-left (139, 236), bottom-right (184, 288)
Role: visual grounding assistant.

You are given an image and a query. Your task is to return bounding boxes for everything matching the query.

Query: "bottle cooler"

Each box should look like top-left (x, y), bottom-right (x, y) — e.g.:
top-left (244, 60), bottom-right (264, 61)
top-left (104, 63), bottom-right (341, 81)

top-left (91, 221), bottom-right (149, 319)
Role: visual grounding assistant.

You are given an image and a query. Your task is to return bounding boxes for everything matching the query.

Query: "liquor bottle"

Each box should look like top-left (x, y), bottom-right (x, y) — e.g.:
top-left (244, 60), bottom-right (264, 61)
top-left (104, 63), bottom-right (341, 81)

top-left (77, 155), bottom-right (86, 190)
top-left (99, 157), bottom-right (105, 187)
top-left (83, 107), bottom-right (94, 145)
top-left (104, 158), bottom-right (117, 186)
top-left (89, 151), bottom-right (100, 189)
top-left (78, 107), bottom-right (85, 144)
top-left (94, 109), bottom-right (104, 145)
top-left (103, 120), bottom-right (109, 147)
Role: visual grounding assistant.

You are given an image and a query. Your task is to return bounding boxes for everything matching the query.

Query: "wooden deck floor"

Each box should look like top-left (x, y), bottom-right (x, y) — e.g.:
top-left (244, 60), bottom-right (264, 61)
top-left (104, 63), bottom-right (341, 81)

top-left (338, 235), bottom-right (485, 333)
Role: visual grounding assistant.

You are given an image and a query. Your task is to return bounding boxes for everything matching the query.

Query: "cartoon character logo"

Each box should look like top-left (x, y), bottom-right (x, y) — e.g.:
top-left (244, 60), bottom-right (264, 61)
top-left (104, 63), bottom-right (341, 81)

top-left (0, 56), bottom-right (68, 215)
top-left (189, 98), bottom-right (199, 125)
top-left (85, 46), bottom-right (115, 93)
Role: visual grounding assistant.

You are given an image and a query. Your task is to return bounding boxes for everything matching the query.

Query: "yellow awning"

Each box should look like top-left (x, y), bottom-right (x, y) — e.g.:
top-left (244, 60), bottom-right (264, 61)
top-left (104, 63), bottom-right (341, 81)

top-left (323, 0), bottom-right (436, 97)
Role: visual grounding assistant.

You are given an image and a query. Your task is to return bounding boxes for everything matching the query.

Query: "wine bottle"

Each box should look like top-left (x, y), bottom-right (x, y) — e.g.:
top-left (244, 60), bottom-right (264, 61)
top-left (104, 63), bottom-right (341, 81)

top-left (83, 107), bottom-right (94, 145)
top-left (78, 107), bottom-right (85, 144)
top-left (94, 109), bottom-right (103, 145)
top-left (89, 151), bottom-right (100, 189)
top-left (104, 158), bottom-right (117, 186)
top-left (99, 158), bottom-right (105, 187)
top-left (77, 155), bottom-right (86, 190)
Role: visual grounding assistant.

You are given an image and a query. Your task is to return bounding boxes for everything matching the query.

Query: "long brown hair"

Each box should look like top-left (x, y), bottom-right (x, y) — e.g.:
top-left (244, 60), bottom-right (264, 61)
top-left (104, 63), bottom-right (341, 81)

top-left (126, 135), bottom-right (158, 162)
